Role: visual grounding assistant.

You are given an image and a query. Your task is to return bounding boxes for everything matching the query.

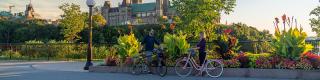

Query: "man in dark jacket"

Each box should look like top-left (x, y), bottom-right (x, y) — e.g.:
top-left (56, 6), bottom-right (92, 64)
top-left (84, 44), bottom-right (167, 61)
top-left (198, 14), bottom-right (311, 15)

top-left (142, 29), bottom-right (160, 74)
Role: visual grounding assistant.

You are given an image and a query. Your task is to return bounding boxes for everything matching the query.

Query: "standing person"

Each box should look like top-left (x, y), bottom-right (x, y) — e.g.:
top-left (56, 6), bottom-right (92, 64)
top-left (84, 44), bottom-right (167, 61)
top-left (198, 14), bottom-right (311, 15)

top-left (142, 29), bottom-right (160, 74)
top-left (196, 32), bottom-right (206, 76)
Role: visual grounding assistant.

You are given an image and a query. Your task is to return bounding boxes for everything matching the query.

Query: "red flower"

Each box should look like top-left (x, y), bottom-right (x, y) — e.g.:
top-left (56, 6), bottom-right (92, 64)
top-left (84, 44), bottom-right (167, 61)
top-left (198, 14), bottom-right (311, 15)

top-left (275, 18), bottom-right (279, 24)
top-left (170, 23), bottom-right (176, 30)
top-left (223, 29), bottom-right (232, 34)
top-left (282, 14), bottom-right (287, 23)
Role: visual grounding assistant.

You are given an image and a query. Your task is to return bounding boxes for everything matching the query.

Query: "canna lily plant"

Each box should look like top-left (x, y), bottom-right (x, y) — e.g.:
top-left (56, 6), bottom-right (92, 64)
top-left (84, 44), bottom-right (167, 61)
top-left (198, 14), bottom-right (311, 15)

top-left (115, 34), bottom-right (141, 64)
top-left (271, 15), bottom-right (313, 60)
top-left (163, 32), bottom-right (190, 60)
top-left (214, 29), bottom-right (240, 60)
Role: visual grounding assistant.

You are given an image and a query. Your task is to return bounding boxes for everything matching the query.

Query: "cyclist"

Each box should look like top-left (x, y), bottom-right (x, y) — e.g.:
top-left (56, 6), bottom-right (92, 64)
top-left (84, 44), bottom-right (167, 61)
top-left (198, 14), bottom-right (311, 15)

top-left (195, 32), bottom-right (206, 76)
top-left (142, 29), bottom-right (160, 74)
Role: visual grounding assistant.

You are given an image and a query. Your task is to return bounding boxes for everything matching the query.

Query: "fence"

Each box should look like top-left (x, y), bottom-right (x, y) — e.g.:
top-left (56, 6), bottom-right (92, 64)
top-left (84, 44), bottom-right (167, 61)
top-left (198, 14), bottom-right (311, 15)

top-left (0, 43), bottom-right (114, 61)
top-left (0, 40), bottom-right (319, 61)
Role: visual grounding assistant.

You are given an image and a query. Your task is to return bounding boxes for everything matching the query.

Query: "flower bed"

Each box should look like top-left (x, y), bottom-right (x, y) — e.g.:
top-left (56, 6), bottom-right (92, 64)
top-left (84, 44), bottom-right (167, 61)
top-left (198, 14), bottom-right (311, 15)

top-left (89, 66), bottom-right (320, 79)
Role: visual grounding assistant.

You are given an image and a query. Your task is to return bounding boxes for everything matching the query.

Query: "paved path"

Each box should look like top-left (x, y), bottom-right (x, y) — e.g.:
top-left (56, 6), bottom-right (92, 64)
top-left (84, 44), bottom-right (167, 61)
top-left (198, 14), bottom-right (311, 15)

top-left (0, 61), bottom-right (295, 80)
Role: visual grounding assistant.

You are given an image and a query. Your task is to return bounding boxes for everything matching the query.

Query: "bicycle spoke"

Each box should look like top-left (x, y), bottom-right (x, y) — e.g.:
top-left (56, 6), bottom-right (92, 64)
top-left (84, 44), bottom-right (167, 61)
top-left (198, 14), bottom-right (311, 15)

top-left (175, 59), bottom-right (193, 77)
top-left (206, 60), bottom-right (223, 78)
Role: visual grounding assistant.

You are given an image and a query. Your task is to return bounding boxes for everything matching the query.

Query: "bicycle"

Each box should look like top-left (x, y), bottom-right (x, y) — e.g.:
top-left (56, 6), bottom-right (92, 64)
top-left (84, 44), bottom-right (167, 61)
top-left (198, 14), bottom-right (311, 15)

top-left (175, 48), bottom-right (224, 77)
top-left (131, 48), bottom-right (167, 77)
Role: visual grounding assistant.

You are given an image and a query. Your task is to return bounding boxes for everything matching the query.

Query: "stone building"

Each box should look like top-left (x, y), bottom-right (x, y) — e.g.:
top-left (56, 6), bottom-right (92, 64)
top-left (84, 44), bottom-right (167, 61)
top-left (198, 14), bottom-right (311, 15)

top-left (101, 0), bottom-right (175, 26)
top-left (25, 1), bottom-right (40, 20)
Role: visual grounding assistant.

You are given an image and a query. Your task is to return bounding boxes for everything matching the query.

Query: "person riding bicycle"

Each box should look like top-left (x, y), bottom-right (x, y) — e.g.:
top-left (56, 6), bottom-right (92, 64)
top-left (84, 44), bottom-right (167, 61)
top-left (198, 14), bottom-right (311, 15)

top-left (142, 29), bottom-right (160, 74)
top-left (195, 32), bottom-right (206, 76)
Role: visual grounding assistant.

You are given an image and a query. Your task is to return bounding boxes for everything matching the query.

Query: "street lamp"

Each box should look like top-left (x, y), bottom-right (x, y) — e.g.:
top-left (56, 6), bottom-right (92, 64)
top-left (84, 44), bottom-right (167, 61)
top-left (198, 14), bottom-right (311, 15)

top-left (84, 0), bottom-right (95, 70)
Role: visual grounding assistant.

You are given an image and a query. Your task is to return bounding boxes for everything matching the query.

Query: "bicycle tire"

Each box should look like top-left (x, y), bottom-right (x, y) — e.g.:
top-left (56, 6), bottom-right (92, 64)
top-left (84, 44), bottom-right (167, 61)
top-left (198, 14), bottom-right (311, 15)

top-left (157, 59), bottom-right (167, 77)
top-left (175, 58), bottom-right (193, 77)
top-left (131, 63), bottom-right (142, 75)
top-left (206, 60), bottom-right (224, 78)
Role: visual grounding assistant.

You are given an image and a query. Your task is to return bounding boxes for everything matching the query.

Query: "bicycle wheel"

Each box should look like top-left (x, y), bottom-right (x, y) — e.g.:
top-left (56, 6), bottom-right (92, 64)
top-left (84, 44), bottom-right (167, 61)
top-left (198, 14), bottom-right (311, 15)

top-left (157, 59), bottom-right (167, 77)
top-left (132, 62), bottom-right (143, 75)
top-left (175, 58), bottom-right (193, 77)
top-left (206, 60), bottom-right (223, 78)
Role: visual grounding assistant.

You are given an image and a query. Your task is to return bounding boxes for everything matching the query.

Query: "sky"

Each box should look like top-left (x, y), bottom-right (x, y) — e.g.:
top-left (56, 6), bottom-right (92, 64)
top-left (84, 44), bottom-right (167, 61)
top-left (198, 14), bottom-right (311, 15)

top-left (0, 0), bottom-right (319, 36)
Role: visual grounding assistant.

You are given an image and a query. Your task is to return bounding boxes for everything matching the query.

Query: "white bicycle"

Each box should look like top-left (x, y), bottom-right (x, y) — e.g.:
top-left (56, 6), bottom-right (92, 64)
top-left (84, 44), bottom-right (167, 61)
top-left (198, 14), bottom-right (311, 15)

top-left (174, 48), bottom-right (223, 77)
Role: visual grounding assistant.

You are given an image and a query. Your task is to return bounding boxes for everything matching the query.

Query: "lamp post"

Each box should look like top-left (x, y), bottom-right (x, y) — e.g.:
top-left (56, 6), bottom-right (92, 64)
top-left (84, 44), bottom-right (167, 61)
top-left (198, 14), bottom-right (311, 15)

top-left (84, 0), bottom-right (95, 70)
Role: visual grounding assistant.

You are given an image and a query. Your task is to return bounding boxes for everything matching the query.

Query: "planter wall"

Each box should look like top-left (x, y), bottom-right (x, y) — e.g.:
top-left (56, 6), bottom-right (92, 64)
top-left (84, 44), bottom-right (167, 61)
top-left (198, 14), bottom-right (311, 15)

top-left (89, 66), bottom-right (320, 79)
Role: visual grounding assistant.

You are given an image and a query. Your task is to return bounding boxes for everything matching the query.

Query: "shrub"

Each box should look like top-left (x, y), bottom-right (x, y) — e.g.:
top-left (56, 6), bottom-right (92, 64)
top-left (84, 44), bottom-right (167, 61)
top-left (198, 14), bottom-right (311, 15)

top-left (245, 52), bottom-right (271, 68)
top-left (255, 56), bottom-right (272, 69)
top-left (235, 53), bottom-right (250, 68)
top-left (22, 40), bottom-right (47, 58)
top-left (214, 29), bottom-right (240, 60)
top-left (105, 46), bottom-right (118, 66)
top-left (301, 52), bottom-right (320, 68)
top-left (115, 34), bottom-right (141, 64)
top-left (163, 32), bottom-right (190, 60)
top-left (269, 55), bottom-right (282, 68)
top-left (271, 16), bottom-right (313, 60)
top-left (93, 46), bottom-right (108, 59)
top-left (48, 40), bottom-right (86, 59)
top-left (296, 58), bottom-right (313, 70)
top-left (0, 50), bottom-right (21, 59)
top-left (223, 59), bottom-right (240, 68)
top-left (279, 59), bottom-right (296, 69)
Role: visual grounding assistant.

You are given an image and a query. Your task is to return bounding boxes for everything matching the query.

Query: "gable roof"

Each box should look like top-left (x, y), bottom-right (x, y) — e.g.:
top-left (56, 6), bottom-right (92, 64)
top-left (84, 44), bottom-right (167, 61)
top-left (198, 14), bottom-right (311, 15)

top-left (109, 8), bottom-right (119, 13)
top-left (0, 11), bottom-right (12, 17)
top-left (131, 3), bottom-right (156, 13)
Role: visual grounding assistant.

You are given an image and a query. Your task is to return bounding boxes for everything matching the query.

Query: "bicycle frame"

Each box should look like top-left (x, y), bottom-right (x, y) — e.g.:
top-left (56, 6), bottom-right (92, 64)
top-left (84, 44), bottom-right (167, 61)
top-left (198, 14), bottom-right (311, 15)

top-left (182, 51), bottom-right (207, 71)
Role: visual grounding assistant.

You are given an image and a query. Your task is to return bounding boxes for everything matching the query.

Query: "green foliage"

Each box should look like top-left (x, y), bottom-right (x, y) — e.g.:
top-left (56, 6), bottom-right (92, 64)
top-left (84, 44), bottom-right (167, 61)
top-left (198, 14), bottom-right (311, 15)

top-left (105, 46), bottom-right (118, 66)
top-left (172, 0), bottom-right (236, 41)
top-left (163, 32), bottom-right (190, 60)
top-left (223, 59), bottom-right (240, 68)
top-left (271, 27), bottom-right (313, 60)
top-left (93, 46), bottom-right (109, 59)
top-left (47, 40), bottom-right (86, 59)
top-left (214, 32), bottom-right (240, 60)
top-left (217, 23), bottom-right (273, 53)
top-left (310, 6), bottom-right (320, 37)
top-left (0, 50), bottom-right (22, 59)
top-left (296, 59), bottom-right (313, 70)
top-left (59, 3), bottom-right (86, 41)
top-left (115, 34), bottom-right (141, 61)
top-left (93, 13), bottom-right (106, 27)
top-left (245, 52), bottom-right (271, 68)
top-left (22, 40), bottom-right (46, 58)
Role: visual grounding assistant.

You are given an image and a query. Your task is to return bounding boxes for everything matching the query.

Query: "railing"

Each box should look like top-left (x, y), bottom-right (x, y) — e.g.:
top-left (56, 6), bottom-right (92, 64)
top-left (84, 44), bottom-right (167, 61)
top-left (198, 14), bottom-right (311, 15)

top-left (0, 40), bottom-right (319, 60)
top-left (0, 43), bottom-right (114, 61)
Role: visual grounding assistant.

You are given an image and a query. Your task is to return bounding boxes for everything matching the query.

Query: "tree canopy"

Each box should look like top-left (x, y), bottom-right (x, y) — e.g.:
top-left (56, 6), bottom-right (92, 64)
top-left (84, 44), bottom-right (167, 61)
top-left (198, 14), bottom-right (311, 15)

top-left (59, 3), bottom-right (86, 42)
top-left (172, 0), bottom-right (236, 41)
top-left (310, 6), bottom-right (320, 37)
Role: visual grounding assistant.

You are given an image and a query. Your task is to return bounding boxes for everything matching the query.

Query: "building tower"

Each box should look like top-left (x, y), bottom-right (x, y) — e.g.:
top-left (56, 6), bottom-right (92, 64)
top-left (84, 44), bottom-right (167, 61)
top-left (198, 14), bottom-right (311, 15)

top-left (163, 0), bottom-right (169, 15)
top-left (156, 0), bottom-right (163, 16)
top-left (25, 0), bottom-right (35, 19)
top-left (101, 1), bottom-right (111, 24)
top-left (122, 0), bottom-right (131, 7)
top-left (132, 0), bottom-right (142, 4)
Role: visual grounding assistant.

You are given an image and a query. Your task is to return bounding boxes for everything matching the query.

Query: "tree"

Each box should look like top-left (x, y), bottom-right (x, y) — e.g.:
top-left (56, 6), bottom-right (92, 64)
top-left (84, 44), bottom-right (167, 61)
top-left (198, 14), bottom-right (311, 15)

top-left (59, 3), bottom-right (86, 41)
top-left (0, 21), bottom-right (19, 43)
top-left (93, 13), bottom-right (106, 27)
top-left (310, 6), bottom-right (320, 37)
top-left (172, 0), bottom-right (236, 41)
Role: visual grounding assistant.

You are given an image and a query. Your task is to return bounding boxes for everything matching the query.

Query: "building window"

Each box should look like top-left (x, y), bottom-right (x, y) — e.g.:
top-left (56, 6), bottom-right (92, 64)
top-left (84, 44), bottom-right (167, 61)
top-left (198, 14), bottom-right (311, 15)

top-left (137, 13), bottom-right (141, 17)
top-left (141, 13), bottom-right (146, 17)
top-left (147, 12), bottom-right (152, 16)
